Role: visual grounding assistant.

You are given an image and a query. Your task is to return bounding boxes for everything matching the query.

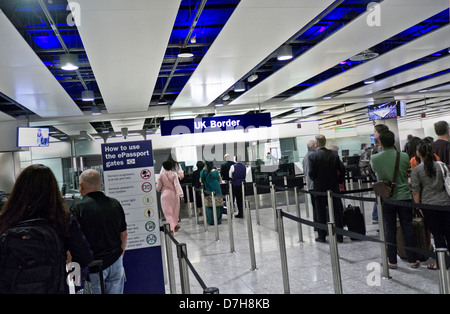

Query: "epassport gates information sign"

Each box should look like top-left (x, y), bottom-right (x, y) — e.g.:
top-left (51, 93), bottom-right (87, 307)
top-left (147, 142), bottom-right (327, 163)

top-left (101, 140), bottom-right (164, 294)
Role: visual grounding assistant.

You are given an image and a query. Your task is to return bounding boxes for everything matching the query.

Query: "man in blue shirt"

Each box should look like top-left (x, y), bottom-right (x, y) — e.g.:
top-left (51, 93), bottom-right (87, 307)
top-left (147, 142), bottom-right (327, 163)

top-left (229, 156), bottom-right (247, 218)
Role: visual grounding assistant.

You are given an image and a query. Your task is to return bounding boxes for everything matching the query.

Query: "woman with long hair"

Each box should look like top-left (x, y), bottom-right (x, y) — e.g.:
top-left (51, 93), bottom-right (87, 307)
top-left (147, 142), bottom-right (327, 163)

top-left (200, 161), bottom-right (223, 225)
top-left (157, 161), bottom-right (184, 235)
top-left (411, 140), bottom-right (450, 270)
top-left (0, 164), bottom-right (92, 293)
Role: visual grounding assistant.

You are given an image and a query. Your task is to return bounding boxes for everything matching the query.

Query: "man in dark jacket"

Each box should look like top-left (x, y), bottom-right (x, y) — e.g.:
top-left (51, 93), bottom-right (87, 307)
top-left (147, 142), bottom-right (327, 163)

top-left (229, 156), bottom-right (247, 218)
top-left (308, 135), bottom-right (345, 243)
top-left (71, 169), bottom-right (127, 294)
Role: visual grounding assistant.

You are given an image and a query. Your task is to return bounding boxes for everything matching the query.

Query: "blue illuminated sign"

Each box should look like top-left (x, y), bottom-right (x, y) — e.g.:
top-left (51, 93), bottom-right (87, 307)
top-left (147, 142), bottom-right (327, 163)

top-left (160, 112), bottom-right (271, 136)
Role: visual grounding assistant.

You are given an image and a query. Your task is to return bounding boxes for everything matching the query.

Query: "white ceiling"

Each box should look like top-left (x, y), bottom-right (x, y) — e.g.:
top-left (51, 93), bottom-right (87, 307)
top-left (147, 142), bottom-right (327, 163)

top-left (1, 0), bottom-right (450, 138)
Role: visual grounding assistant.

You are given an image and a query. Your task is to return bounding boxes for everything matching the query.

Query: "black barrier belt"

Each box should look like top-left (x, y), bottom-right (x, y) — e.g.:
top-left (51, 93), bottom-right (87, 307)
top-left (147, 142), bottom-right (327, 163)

top-left (165, 228), bottom-right (208, 291)
top-left (382, 198), bottom-right (450, 213)
top-left (281, 210), bottom-right (436, 260)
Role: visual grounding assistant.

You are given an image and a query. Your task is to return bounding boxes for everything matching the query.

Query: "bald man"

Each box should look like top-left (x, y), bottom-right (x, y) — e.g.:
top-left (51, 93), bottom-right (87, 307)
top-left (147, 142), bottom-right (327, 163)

top-left (71, 169), bottom-right (127, 294)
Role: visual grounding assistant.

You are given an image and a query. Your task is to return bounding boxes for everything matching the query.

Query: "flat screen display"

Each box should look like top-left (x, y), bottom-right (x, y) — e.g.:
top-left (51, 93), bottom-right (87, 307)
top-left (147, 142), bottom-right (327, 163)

top-left (17, 127), bottom-right (50, 147)
top-left (368, 101), bottom-right (406, 120)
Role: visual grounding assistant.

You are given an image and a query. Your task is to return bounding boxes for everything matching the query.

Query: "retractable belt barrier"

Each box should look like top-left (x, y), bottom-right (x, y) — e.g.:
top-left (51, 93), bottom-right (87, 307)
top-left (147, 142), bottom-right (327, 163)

top-left (161, 224), bottom-right (219, 294)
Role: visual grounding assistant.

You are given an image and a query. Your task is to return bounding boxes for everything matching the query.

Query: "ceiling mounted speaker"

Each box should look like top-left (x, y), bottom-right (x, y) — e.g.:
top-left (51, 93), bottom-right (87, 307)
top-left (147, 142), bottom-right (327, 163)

top-left (60, 54), bottom-right (79, 70)
top-left (349, 49), bottom-right (379, 61)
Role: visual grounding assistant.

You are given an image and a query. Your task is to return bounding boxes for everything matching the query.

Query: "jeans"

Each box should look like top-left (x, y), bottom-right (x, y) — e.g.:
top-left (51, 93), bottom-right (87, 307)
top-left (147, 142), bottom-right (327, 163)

top-left (90, 256), bottom-right (125, 294)
top-left (382, 200), bottom-right (418, 264)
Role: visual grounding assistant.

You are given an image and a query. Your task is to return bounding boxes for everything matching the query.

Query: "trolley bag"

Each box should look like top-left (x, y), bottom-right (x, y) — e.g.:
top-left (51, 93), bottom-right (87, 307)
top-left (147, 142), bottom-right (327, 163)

top-left (396, 210), bottom-right (433, 261)
top-left (343, 204), bottom-right (366, 240)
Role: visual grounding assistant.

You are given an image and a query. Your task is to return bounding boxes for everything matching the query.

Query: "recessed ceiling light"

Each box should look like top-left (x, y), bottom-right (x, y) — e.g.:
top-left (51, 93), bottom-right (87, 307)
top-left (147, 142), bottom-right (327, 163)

top-left (276, 45), bottom-right (293, 61)
top-left (82, 90), bottom-right (94, 101)
top-left (178, 47), bottom-right (194, 58)
top-left (60, 54), bottom-right (79, 71)
top-left (364, 77), bottom-right (375, 84)
top-left (234, 82), bottom-right (246, 92)
top-left (247, 74), bottom-right (259, 82)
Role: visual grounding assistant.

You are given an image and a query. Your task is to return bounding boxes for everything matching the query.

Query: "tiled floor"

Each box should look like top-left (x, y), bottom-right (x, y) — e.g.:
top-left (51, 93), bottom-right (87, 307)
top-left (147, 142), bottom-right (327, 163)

top-left (162, 191), bottom-right (442, 294)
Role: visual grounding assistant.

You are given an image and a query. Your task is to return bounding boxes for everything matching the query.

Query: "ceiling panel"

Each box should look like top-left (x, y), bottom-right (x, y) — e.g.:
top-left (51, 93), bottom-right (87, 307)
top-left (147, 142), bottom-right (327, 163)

top-left (230, 0), bottom-right (449, 106)
top-left (0, 9), bottom-right (83, 118)
top-left (171, 0), bottom-right (335, 109)
top-left (72, 0), bottom-right (182, 114)
top-left (287, 24), bottom-right (450, 102)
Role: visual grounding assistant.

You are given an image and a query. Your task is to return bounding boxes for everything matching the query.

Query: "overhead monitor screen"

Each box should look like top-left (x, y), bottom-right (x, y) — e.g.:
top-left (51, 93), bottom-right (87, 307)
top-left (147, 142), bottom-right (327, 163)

top-left (17, 127), bottom-right (50, 147)
top-left (367, 101), bottom-right (406, 120)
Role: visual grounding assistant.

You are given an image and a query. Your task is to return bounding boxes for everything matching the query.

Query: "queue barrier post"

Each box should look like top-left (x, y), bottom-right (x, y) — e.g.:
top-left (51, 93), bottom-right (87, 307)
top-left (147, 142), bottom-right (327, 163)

top-left (201, 188), bottom-right (207, 232)
top-left (327, 190), bottom-right (335, 224)
top-left (270, 183), bottom-right (278, 232)
top-left (245, 199), bottom-right (257, 271)
top-left (327, 222), bottom-right (343, 294)
top-left (377, 196), bottom-right (391, 279)
top-left (358, 179), bottom-right (365, 221)
top-left (276, 209), bottom-right (290, 294)
top-left (229, 181), bottom-right (234, 214)
top-left (176, 242), bottom-right (191, 294)
top-left (163, 223), bottom-right (176, 294)
top-left (226, 195), bottom-right (235, 253)
top-left (294, 187), bottom-right (304, 243)
top-left (186, 184), bottom-right (192, 219)
top-left (253, 182), bottom-right (261, 225)
top-left (211, 191), bottom-right (219, 241)
top-left (436, 248), bottom-right (450, 294)
top-left (284, 176), bottom-right (290, 212)
top-left (192, 186), bottom-right (199, 224)
top-left (203, 287), bottom-right (220, 294)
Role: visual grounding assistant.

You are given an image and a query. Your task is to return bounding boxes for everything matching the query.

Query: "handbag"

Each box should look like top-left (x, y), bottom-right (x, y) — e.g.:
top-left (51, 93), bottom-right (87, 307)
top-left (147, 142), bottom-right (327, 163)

top-left (437, 161), bottom-right (450, 196)
top-left (373, 151), bottom-right (400, 199)
top-left (204, 195), bottom-right (224, 207)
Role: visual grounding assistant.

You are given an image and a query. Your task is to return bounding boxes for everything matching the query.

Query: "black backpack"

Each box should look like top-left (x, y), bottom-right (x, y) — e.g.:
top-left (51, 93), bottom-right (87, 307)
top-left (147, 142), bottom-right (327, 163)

top-left (0, 218), bottom-right (67, 294)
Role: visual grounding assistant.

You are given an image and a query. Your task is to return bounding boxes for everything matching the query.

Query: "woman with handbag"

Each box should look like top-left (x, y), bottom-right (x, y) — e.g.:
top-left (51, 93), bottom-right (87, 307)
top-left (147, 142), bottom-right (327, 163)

top-left (200, 161), bottom-right (223, 225)
top-left (411, 140), bottom-right (450, 270)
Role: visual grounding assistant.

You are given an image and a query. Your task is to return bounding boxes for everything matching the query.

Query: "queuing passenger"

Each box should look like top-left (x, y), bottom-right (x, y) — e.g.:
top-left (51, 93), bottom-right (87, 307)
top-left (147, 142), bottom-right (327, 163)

top-left (161, 153), bottom-right (184, 180)
top-left (220, 154), bottom-right (235, 182)
top-left (303, 140), bottom-right (318, 229)
top-left (71, 169), bottom-right (127, 294)
top-left (308, 135), bottom-right (345, 243)
top-left (0, 164), bottom-right (92, 294)
top-left (370, 131), bottom-right (420, 269)
top-left (157, 161), bottom-right (184, 235)
top-left (432, 121), bottom-right (450, 166)
top-left (192, 160), bottom-right (205, 216)
top-left (411, 140), bottom-right (450, 270)
top-left (200, 161), bottom-right (223, 225)
top-left (403, 134), bottom-right (413, 154)
top-left (410, 136), bottom-right (440, 170)
top-left (229, 155), bottom-right (247, 218)
top-left (371, 124), bottom-right (390, 224)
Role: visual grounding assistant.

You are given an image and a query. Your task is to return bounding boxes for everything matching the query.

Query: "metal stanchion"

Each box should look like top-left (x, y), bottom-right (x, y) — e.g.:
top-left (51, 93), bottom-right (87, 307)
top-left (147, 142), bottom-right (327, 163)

top-left (253, 182), bottom-right (260, 225)
top-left (270, 183), bottom-right (278, 232)
top-left (192, 186), bottom-right (199, 224)
top-left (163, 223), bottom-right (176, 294)
top-left (201, 188), bottom-right (207, 232)
top-left (377, 196), bottom-right (391, 279)
top-left (276, 209), bottom-right (290, 294)
top-left (327, 190), bottom-right (335, 224)
top-left (226, 195), bottom-right (235, 253)
top-left (241, 182), bottom-right (246, 218)
top-left (211, 191), bottom-right (219, 241)
top-left (294, 187), bottom-right (304, 243)
top-left (203, 287), bottom-right (220, 294)
top-left (229, 181), bottom-right (234, 214)
top-left (284, 176), bottom-right (290, 212)
top-left (304, 189), bottom-right (311, 218)
top-left (186, 184), bottom-right (192, 219)
top-left (176, 242), bottom-right (190, 294)
top-left (436, 248), bottom-right (450, 294)
top-left (358, 179), bottom-right (365, 221)
top-left (327, 222), bottom-right (343, 294)
top-left (245, 199), bottom-right (257, 271)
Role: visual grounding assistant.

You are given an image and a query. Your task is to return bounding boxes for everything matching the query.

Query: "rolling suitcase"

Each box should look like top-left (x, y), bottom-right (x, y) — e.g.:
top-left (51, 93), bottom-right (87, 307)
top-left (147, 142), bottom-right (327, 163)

top-left (343, 204), bottom-right (366, 240)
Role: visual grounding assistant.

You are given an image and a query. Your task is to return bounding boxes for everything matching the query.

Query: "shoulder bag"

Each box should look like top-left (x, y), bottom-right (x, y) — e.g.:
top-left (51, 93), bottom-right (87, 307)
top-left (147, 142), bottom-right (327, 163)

top-left (373, 151), bottom-right (400, 199)
top-left (437, 161), bottom-right (450, 197)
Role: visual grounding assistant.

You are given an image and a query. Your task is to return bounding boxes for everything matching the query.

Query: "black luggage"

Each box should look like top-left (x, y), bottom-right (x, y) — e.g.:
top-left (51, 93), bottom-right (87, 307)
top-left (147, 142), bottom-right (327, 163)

top-left (343, 204), bottom-right (366, 240)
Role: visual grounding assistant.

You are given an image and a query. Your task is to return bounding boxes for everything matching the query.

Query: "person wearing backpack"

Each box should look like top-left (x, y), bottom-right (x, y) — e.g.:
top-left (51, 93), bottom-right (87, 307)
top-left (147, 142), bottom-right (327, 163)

top-left (0, 164), bottom-right (92, 294)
